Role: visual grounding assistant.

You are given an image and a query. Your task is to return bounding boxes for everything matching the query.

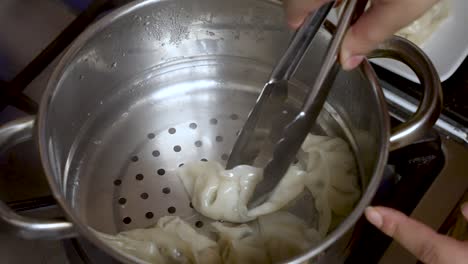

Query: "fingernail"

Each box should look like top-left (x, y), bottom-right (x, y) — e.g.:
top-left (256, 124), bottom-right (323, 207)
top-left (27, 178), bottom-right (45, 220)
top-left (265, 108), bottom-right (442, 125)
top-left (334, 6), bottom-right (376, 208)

top-left (365, 206), bottom-right (383, 228)
top-left (343, 55), bottom-right (364, 71)
top-left (462, 202), bottom-right (468, 219)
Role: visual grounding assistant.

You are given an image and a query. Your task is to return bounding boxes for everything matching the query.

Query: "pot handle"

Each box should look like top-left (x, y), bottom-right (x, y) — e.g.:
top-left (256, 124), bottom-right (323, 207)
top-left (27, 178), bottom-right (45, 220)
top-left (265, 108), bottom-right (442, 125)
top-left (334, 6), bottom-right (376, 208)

top-left (0, 116), bottom-right (76, 239)
top-left (368, 36), bottom-right (443, 150)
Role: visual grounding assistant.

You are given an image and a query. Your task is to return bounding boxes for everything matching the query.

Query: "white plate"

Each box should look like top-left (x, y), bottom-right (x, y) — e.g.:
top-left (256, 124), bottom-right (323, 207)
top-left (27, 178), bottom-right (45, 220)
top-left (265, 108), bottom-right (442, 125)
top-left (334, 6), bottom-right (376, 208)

top-left (329, 0), bottom-right (468, 83)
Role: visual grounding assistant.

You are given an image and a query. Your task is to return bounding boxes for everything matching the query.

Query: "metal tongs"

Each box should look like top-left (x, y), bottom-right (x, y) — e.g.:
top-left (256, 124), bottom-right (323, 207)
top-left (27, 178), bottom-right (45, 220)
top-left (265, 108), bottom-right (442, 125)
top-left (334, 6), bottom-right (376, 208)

top-left (227, 0), bottom-right (366, 205)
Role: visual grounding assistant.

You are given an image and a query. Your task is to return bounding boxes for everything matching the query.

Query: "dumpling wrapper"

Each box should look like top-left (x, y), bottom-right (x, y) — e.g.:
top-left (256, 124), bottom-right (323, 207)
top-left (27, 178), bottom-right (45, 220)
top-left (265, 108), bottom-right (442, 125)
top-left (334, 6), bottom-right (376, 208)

top-left (178, 134), bottom-right (360, 233)
top-left (96, 216), bottom-right (221, 264)
top-left (247, 165), bottom-right (306, 217)
top-left (211, 211), bottom-right (322, 264)
top-left (258, 211), bottom-right (322, 263)
top-left (300, 135), bottom-right (360, 235)
top-left (96, 213), bottom-right (319, 264)
top-left (178, 161), bottom-right (305, 223)
top-left (178, 162), bottom-right (262, 223)
top-left (211, 222), bottom-right (269, 264)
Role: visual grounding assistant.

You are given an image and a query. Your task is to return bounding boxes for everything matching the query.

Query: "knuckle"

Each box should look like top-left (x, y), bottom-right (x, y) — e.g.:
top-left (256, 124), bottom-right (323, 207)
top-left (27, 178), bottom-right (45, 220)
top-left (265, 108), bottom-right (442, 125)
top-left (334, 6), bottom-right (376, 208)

top-left (381, 217), bottom-right (399, 237)
top-left (416, 240), bottom-right (439, 264)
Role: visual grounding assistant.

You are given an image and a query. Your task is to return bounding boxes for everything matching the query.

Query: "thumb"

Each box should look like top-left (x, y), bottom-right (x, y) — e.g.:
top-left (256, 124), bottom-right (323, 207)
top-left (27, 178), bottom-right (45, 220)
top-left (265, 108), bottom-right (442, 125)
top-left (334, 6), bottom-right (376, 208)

top-left (340, 0), bottom-right (438, 70)
top-left (365, 206), bottom-right (468, 264)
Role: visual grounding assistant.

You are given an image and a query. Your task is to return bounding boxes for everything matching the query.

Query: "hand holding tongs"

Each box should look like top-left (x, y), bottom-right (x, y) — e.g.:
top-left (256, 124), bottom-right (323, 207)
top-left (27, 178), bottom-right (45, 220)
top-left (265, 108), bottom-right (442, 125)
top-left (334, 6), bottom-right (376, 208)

top-left (227, 0), bottom-right (367, 205)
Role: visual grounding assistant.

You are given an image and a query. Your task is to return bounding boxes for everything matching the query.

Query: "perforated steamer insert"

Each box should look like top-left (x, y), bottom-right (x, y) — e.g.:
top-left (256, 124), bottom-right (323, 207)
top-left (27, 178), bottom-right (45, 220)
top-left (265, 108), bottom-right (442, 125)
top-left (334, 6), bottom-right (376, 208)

top-left (64, 57), bottom-right (330, 237)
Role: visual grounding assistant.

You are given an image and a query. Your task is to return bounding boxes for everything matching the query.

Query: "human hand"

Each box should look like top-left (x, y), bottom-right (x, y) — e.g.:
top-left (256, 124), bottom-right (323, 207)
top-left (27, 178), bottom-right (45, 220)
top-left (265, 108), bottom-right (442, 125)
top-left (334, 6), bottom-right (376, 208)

top-left (364, 203), bottom-right (468, 264)
top-left (283, 0), bottom-right (439, 70)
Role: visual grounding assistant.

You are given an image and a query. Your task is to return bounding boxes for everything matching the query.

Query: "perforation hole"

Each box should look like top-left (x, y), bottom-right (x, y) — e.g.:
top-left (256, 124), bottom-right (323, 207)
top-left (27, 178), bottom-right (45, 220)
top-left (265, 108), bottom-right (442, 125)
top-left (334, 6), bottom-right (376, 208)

top-left (118, 198), bottom-right (126, 205)
top-left (145, 212), bottom-right (154, 219)
top-left (168, 207), bottom-right (176, 214)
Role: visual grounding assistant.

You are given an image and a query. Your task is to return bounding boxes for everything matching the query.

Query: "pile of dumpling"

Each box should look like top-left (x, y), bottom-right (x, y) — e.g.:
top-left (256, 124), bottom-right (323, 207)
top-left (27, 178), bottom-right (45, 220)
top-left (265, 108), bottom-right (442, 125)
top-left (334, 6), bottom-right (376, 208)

top-left (96, 134), bottom-right (361, 263)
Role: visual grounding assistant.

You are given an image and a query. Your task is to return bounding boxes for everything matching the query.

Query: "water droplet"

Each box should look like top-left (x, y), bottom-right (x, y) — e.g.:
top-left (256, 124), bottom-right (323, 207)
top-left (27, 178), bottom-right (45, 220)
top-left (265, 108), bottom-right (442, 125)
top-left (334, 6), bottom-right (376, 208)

top-left (111, 62), bottom-right (117, 68)
top-left (144, 21), bottom-right (150, 26)
top-left (79, 75), bottom-right (84, 80)
top-left (121, 112), bottom-right (129, 118)
top-left (99, 101), bottom-right (103, 105)
top-left (93, 140), bottom-right (102, 145)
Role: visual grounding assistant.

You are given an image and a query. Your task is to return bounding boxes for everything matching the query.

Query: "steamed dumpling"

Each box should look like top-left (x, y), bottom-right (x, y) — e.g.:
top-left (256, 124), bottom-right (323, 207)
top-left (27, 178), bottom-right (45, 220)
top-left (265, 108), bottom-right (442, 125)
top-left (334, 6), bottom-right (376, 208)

top-left (258, 211), bottom-right (322, 263)
top-left (300, 135), bottom-right (360, 234)
top-left (247, 165), bottom-right (305, 217)
top-left (178, 162), bottom-right (263, 222)
top-left (178, 134), bottom-right (360, 233)
top-left (178, 161), bottom-right (305, 223)
top-left (211, 222), bottom-right (269, 263)
top-left (97, 233), bottom-right (166, 263)
top-left (96, 216), bottom-right (221, 264)
top-left (97, 213), bottom-right (322, 264)
top-left (211, 211), bottom-right (322, 264)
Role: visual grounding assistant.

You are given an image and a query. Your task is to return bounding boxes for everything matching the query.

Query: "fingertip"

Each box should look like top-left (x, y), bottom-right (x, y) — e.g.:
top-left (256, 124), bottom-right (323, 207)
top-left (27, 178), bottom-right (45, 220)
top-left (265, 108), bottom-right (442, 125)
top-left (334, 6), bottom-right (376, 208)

top-left (365, 206), bottom-right (383, 228)
top-left (339, 28), bottom-right (366, 71)
top-left (462, 202), bottom-right (468, 219)
top-left (287, 17), bottom-right (304, 29)
top-left (342, 55), bottom-right (364, 71)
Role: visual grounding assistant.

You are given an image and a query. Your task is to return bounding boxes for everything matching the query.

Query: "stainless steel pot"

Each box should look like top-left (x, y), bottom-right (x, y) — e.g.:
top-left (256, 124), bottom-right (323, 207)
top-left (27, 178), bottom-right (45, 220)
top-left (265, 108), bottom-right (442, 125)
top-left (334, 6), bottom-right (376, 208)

top-left (0, 0), bottom-right (441, 263)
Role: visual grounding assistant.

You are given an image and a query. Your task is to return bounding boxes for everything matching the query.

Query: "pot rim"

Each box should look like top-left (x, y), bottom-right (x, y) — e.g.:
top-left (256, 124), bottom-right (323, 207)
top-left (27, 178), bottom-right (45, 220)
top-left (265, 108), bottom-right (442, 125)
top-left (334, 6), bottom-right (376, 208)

top-left (38, 0), bottom-right (390, 263)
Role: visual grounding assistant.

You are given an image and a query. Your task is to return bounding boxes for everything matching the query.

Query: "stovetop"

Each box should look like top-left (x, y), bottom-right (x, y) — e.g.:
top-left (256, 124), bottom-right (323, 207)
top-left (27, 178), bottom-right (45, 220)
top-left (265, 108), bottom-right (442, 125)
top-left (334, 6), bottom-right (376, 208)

top-left (1, 1), bottom-right (468, 264)
top-left (373, 59), bottom-right (468, 129)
